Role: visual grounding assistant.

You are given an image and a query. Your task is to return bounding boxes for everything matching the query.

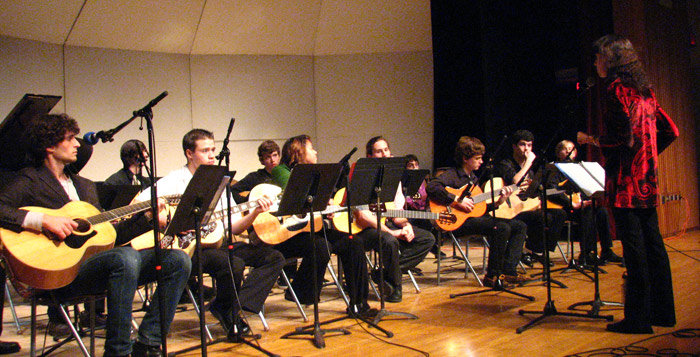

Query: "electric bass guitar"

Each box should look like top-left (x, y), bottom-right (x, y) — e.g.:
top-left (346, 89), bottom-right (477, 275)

top-left (129, 184), bottom-right (283, 256)
top-left (429, 181), bottom-right (520, 231)
top-left (0, 195), bottom-right (180, 290)
top-left (332, 187), bottom-right (457, 233)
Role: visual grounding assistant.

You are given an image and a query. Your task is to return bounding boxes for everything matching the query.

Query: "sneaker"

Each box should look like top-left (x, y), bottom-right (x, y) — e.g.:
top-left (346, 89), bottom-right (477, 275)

top-left (503, 273), bottom-right (533, 285)
top-left (47, 321), bottom-right (72, 339)
top-left (132, 341), bottom-right (162, 357)
top-left (483, 275), bottom-right (513, 289)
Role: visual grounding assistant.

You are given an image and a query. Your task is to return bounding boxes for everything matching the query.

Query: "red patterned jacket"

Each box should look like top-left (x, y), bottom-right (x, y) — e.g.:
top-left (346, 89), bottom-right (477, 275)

top-left (598, 78), bottom-right (679, 208)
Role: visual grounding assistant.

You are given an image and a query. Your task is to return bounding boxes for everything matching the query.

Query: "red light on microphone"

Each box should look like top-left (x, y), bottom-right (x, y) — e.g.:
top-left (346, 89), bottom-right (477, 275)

top-left (576, 82), bottom-right (580, 90)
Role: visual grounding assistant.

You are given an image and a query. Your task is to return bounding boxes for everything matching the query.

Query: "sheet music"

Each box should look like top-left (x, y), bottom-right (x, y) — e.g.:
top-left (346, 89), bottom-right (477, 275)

top-left (580, 161), bottom-right (605, 189)
top-left (554, 162), bottom-right (605, 198)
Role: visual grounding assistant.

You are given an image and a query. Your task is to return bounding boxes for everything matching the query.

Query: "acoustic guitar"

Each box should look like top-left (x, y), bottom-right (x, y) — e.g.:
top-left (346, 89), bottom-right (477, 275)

top-left (428, 180), bottom-right (520, 231)
top-left (0, 195), bottom-right (180, 290)
top-left (129, 184), bottom-right (283, 256)
top-left (332, 187), bottom-right (456, 233)
top-left (490, 177), bottom-right (565, 219)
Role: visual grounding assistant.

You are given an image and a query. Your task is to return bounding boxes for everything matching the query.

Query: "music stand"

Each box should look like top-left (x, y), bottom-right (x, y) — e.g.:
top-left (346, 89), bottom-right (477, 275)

top-left (516, 162), bottom-right (612, 334)
top-left (95, 183), bottom-right (142, 210)
top-left (400, 169), bottom-right (430, 198)
top-left (555, 162), bottom-right (623, 316)
top-left (279, 163), bottom-right (348, 349)
top-left (165, 165), bottom-right (229, 356)
top-left (348, 157), bottom-right (418, 326)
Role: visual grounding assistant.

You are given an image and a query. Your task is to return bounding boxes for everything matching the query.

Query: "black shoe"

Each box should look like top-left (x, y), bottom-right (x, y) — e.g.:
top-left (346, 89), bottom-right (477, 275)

top-left (402, 267), bottom-right (423, 276)
top-left (132, 341), bottom-right (162, 357)
top-left (0, 341), bottom-right (20, 355)
top-left (79, 310), bottom-right (107, 329)
top-left (651, 317), bottom-right (676, 327)
top-left (430, 245), bottom-right (447, 259)
top-left (385, 284), bottom-right (402, 303)
top-left (370, 269), bottom-right (394, 298)
top-left (521, 253), bottom-right (534, 268)
top-left (606, 319), bottom-right (653, 334)
top-left (532, 252), bottom-right (554, 267)
top-left (47, 321), bottom-right (72, 339)
top-left (208, 301), bottom-right (233, 332)
top-left (580, 252), bottom-right (605, 266)
top-left (347, 302), bottom-right (379, 318)
top-left (600, 250), bottom-right (623, 264)
top-left (277, 275), bottom-right (288, 288)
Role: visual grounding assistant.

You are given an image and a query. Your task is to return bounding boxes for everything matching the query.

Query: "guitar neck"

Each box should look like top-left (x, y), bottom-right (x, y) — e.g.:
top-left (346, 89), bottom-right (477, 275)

top-left (88, 194), bottom-right (180, 225)
top-left (383, 209), bottom-right (441, 220)
top-left (469, 184), bottom-right (519, 204)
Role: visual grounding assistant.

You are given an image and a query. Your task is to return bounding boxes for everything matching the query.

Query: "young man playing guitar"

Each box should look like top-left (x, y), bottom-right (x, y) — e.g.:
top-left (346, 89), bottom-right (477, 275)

top-left (0, 114), bottom-right (190, 357)
top-left (495, 130), bottom-right (567, 268)
top-left (427, 136), bottom-right (530, 286)
top-left (136, 129), bottom-right (285, 340)
top-left (352, 136), bottom-right (436, 303)
top-left (230, 140), bottom-right (280, 203)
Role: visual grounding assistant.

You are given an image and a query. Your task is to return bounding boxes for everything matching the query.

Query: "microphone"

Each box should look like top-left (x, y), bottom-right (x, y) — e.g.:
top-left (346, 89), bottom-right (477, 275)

top-left (338, 147), bottom-right (358, 166)
top-left (82, 131), bottom-right (109, 145)
top-left (133, 91), bottom-right (168, 117)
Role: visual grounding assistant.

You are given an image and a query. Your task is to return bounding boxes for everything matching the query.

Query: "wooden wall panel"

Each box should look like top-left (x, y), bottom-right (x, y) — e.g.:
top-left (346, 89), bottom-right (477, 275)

top-left (613, 0), bottom-right (699, 236)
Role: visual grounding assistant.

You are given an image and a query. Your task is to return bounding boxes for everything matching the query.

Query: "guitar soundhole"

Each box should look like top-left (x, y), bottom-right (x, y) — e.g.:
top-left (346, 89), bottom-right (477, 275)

top-left (74, 218), bottom-right (91, 233)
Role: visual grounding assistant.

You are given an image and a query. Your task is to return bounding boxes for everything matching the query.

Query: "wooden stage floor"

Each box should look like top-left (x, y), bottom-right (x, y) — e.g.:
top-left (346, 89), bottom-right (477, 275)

top-left (4, 231), bottom-right (700, 356)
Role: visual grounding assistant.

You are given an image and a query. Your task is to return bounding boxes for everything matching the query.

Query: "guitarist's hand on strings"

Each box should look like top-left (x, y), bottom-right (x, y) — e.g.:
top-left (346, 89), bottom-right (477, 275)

top-left (42, 215), bottom-right (78, 241)
top-left (252, 196), bottom-right (274, 215)
top-left (144, 198), bottom-right (169, 230)
top-left (451, 197), bottom-right (475, 213)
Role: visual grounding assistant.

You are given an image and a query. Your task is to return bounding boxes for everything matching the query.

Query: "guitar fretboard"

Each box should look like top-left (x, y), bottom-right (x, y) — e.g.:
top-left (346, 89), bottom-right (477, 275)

top-left (87, 194), bottom-right (181, 225)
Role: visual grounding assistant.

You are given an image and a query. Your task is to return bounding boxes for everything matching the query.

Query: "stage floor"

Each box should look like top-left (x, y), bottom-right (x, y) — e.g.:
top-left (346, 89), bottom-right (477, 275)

top-left (5, 231), bottom-right (700, 356)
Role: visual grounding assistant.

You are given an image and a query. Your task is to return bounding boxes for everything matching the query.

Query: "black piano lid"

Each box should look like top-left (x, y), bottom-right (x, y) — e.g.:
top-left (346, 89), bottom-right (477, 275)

top-left (0, 94), bottom-right (62, 171)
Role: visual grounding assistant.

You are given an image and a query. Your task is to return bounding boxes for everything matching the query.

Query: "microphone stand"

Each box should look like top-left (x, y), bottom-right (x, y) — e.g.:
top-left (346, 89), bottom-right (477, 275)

top-left (218, 119), bottom-right (278, 356)
top-left (140, 107), bottom-right (170, 355)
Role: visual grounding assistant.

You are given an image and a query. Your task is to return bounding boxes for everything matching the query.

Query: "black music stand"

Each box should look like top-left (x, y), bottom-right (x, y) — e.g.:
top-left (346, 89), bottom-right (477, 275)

top-left (555, 162), bottom-right (623, 316)
top-left (165, 165), bottom-right (229, 357)
top-left (279, 163), bottom-right (347, 349)
top-left (347, 157), bottom-right (418, 326)
top-left (400, 169), bottom-right (430, 198)
top-left (95, 183), bottom-right (142, 210)
top-left (516, 163), bottom-right (612, 334)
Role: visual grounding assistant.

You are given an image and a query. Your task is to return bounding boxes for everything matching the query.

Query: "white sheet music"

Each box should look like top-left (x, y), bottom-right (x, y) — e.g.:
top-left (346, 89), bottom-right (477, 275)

top-left (554, 162), bottom-right (606, 198)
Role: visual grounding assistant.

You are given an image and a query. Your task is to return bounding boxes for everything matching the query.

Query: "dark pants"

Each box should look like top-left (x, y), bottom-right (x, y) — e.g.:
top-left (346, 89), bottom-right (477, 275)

top-left (452, 216), bottom-right (527, 277)
top-left (575, 205), bottom-right (613, 255)
top-left (515, 209), bottom-right (566, 253)
top-left (390, 222), bottom-right (435, 272)
top-left (357, 228), bottom-right (401, 288)
top-left (274, 232), bottom-right (331, 304)
top-left (612, 207), bottom-right (675, 327)
top-left (323, 228), bottom-right (368, 307)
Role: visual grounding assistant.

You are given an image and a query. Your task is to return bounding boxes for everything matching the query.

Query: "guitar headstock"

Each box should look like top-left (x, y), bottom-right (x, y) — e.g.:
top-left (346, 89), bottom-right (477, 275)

top-left (437, 212), bottom-right (457, 224)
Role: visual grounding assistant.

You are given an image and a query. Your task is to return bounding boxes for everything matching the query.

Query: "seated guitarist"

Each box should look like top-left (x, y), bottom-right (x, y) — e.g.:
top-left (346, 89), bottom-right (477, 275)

top-left (426, 136), bottom-right (530, 286)
top-left (270, 135), bottom-right (374, 316)
top-left (353, 136), bottom-right (436, 303)
top-left (136, 129), bottom-right (285, 340)
top-left (0, 113), bottom-right (190, 357)
top-left (495, 129), bottom-right (567, 268)
top-left (551, 140), bottom-right (622, 266)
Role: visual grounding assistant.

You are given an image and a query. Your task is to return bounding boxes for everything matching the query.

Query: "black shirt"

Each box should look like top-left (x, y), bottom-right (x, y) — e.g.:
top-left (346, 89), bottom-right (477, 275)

top-left (230, 168), bottom-right (272, 202)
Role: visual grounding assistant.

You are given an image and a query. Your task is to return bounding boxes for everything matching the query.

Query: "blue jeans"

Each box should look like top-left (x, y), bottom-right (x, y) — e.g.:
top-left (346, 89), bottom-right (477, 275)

top-left (55, 247), bottom-right (191, 356)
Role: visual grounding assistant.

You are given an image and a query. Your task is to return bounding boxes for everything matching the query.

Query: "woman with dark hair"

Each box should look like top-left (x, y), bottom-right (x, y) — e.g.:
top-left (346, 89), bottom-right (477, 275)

top-left (270, 135), bottom-right (373, 315)
top-left (578, 34), bottom-right (679, 334)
